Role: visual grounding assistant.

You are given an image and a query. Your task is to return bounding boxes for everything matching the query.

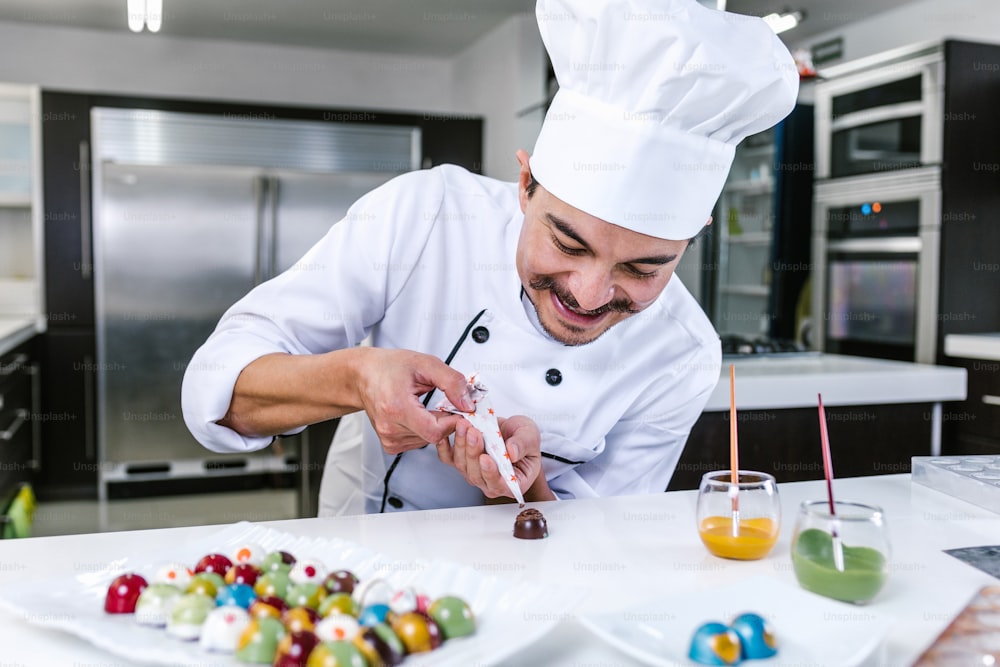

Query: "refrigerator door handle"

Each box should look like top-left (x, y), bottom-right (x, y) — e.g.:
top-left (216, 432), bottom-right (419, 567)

top-left (79, 140), bottom-right (92, 280)
top-left (252, 175), bottom-right (268, 286)
top-left (267, 176), bottom-right (279, 280)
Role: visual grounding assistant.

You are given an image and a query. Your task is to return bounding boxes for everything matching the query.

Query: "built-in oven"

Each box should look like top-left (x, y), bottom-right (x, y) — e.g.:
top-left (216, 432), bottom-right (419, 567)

top-left (812, 167), bottom-right (941, 363)
top-left (815, 42), bottom-right (943, 179)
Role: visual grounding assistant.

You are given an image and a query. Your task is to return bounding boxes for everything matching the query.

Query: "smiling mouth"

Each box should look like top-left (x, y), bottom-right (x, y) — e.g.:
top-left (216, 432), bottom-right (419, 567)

top-left (549, 289), bottom-right (610, 326)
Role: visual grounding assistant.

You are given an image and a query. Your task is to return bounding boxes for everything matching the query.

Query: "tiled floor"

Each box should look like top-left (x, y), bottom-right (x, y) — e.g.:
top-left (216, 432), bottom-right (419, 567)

top-left (31, 489), bottom-right (301, 537)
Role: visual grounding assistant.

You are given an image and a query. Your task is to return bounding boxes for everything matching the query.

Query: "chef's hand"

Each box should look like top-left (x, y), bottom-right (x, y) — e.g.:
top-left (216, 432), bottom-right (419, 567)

top-left (436, 415), bottom-right (542, 500)
top-left (356, 349), bottom-right (473, 455)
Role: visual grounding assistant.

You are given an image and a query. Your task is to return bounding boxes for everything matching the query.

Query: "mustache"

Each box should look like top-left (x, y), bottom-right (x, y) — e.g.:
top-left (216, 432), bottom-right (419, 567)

top-left (529, 276), bottom-right (638, 315)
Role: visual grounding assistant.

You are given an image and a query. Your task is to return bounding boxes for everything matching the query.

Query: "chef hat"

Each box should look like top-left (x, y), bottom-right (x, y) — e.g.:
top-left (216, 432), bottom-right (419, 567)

top-left (531, 0), bottom-right (799, 240)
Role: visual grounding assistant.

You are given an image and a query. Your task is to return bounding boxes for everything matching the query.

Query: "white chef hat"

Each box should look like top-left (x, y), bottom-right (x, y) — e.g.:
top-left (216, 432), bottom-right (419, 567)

top-left (531, 0), bottom-right (799, 240)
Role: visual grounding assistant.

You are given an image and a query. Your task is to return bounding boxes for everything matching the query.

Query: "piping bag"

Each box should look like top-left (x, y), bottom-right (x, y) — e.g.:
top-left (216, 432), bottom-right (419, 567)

top-left (435, 373), bottom-right (526, 507)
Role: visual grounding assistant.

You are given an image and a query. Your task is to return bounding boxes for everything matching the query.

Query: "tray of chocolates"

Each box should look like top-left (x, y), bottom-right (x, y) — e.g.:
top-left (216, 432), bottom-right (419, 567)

top-left (0, 521), bottom-right (581, 666)
top-left (911, 456), bottom-right (1000, 515)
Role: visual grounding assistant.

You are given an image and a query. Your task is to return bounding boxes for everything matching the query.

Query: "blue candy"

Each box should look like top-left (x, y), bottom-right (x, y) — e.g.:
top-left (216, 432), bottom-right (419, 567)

top-left (357, 602), bottom-right (391, 626)
top-left (689, 621), bottom-right (743, 666)
top-left (730, 612), bottom-right (778, 659)
top-left (215, 583), bottom-right (256, 609)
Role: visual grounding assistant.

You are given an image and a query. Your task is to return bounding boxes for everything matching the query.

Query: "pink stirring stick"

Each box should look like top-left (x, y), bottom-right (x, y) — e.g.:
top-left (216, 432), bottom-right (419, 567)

top-left (818, 393), bottom-right (845, 571)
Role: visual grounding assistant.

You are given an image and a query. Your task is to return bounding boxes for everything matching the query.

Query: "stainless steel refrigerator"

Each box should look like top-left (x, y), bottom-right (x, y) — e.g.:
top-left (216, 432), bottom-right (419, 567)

top-left (90, 107), bottom-right (420, 501)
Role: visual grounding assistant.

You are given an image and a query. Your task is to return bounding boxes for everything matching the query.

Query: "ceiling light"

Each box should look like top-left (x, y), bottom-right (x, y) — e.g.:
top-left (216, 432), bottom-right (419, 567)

top-left (762, 10), bottom-right (803, 35)
top-left (145, 0), bottom-right (162, 33)
top-left (127, 0), bottom-right (163, 34)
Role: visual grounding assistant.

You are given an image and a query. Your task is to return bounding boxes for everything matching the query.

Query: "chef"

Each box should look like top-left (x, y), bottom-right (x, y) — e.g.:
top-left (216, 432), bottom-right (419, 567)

top-left (182, 0), bottom-right (798, 514)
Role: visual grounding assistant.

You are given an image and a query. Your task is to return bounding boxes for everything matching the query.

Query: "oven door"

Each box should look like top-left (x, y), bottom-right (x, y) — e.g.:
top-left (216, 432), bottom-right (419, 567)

top-left (812, 168), bottom-right (941, 363)
top-left (816, 47), bottom-right (943, 179)
top-left (824, 240), bottom-right (920, 361)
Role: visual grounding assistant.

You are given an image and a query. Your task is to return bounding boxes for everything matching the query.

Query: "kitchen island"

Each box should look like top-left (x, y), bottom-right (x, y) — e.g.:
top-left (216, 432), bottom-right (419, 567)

top-left (0, 474), bottom-right (996, 666)
top-left (671, 354), bottom-right (967, 489)
top-left (0, 315), bottom-right (37, 356)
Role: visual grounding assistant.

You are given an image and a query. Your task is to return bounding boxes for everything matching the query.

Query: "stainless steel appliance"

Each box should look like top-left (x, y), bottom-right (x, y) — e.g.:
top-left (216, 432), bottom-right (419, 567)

top-left (813, 40), bottom-right (1000, 371)
top-left (90, 107), bottom-right (420, 501)
top-left (815, 42), bottom-right (943, 179)
top-left (812, 168), bottom-right (940, 362)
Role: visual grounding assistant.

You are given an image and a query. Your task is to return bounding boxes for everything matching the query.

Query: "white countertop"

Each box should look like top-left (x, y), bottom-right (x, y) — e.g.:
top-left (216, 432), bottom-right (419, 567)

top-left (704, 353), bottom-right (967, 411)
top-left (0, 315), bottom-right (37, 356)
top-left (0, 474), bottom-right (996, 666)
top-left (944, 333), bottom-right (1000, 362)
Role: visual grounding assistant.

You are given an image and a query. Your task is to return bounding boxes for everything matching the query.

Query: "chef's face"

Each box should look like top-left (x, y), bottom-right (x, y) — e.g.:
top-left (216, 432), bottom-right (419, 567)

top-left (515, 150), bottom-right (701, 346)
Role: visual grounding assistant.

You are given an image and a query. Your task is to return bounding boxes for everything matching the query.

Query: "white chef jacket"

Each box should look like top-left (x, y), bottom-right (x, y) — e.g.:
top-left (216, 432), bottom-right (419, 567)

top-left (181, 165), bottom-right (721, 513)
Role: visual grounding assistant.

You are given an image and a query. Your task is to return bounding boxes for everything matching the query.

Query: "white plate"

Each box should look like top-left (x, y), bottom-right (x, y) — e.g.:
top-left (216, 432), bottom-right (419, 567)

top-left (0, 522), bottom-right (583, 666)
top-left (578, 576), bottom-right (893, 667)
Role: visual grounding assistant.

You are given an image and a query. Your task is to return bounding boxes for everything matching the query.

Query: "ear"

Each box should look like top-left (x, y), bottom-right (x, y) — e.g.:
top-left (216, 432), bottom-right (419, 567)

top-left (706, 215), bottom-right (713, 227)
top-left (515, 149), bottom-right (532, 214)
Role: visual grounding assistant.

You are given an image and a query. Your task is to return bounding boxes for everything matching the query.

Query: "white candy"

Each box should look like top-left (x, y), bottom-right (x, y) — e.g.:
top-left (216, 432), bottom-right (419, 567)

top-left (315, 612), bottom-right (361, 642)
top-left (134, 585), bottom-right (181, 627)
top-left (351, 576), bottom-right (393, 607)
top-left (199, 606), bottom-right (251, 653)
top-left (231, 542), bottom-right (264, 566)
top-left (389, 587), bottom-right (418, 615)
top-left (289, 558), bottom-right (328, 585)
top-left (151, 562), bottom-right (193, 588)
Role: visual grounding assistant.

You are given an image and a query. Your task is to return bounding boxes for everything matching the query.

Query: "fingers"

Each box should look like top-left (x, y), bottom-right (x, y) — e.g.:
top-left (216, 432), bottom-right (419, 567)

top-left (412, 356), bottom-right (473, 412)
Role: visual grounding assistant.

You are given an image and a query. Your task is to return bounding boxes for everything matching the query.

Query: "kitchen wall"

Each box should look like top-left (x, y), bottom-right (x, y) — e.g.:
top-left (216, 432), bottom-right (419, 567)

top-left (0, 15), bottom-right (546, 182)
top-left (452, 13), bottom-right (546, 182)
top-left (788, 0), bottom-right (1000, 62)
top-left (0, 20), bottom-right (455, 114)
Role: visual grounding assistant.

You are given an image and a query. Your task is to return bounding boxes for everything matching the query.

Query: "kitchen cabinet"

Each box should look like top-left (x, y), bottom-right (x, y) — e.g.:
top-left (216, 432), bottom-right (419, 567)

top-left (943, 334), bottom-right (1000, 455)
top-left (670, 402), bottom-right (932, 490)
top-left (35, 330), bottom-right (96, 499)
top-left (0, 83), bottom-right (43, 328)
top-left (0, 339), bottom-right (39, 514)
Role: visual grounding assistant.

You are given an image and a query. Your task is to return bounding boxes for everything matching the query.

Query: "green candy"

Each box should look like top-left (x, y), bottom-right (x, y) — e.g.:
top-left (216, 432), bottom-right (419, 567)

top-left (236, 616), bottom-right (286, 664)
top-left (167, 593), bottom-right (215, 640)
top-left (285, 582), bottom-right (325, 610)
top-left (306, 640), bottom-right (367, 667)
top-left (428, 595), bottom-right (476, 639)
top-left (186, 571), bottom-right (225, 597)
top-left (254, 570), bottom-right (291, 599)
top-left (318, 592), bottom-right (359, 618)
top-left (135, 583), bottom-right (182, 627)
top-left (260, 551), bottom-right (294, 574)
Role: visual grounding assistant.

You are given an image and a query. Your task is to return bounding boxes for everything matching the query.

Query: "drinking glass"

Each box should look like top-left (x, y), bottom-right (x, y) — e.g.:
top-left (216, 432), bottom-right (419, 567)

top-left (696, 471), bottom-right (780, 560)
top-left (791, 500), bottom-right (891, 604)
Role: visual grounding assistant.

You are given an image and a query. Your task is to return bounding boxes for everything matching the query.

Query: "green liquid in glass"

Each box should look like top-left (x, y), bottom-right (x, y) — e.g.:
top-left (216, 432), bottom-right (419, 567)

top-left (791, 528), bottom-right (887, 603)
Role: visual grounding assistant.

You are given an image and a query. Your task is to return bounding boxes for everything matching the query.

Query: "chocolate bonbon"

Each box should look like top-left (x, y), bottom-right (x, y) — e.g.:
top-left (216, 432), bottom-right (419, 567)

top-left (513, 508), bottom-right (549, 539)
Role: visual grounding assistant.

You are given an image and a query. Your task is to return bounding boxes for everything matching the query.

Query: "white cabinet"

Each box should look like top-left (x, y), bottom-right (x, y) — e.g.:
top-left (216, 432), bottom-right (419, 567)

top-left (0, 84), bottom-right (43, 325)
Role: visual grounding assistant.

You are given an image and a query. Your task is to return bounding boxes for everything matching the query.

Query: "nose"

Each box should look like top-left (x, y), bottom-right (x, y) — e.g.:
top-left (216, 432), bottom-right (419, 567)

top-left (567, 269), bottom-right (615, 311)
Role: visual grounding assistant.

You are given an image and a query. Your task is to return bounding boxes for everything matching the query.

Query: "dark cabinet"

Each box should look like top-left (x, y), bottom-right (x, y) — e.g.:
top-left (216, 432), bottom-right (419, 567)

top-left (35, 331), bottom-right (97, 499)
top-left (669, 402), bottom-right (933, 491)
top-left (942, 357), bottom-right (1000, 454)
top-left (0, 339), bottom-right (39, 509)
top-left (41, 92), bottom-right (95, 327)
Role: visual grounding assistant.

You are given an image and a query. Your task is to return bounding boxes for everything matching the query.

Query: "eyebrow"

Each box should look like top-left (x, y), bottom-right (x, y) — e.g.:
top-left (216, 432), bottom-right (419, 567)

top-left (546, 213), bottom-right (679, 266)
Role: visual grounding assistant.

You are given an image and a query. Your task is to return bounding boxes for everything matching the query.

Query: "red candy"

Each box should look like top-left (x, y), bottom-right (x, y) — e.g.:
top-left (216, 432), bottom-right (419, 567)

top-left (195, 553), bottom-right (233, 575)
top-left (103, 573), bottom-right (148, 614)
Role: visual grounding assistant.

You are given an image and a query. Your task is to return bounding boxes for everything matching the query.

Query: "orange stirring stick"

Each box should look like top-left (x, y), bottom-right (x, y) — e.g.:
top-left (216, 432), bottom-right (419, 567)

top-left (818, 393), bottom-right (845, 571)
top-left (730, 364), bottom-right (740, 538)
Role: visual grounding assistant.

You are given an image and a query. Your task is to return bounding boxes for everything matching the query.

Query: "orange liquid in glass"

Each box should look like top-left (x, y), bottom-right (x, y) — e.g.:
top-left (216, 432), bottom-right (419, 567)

top-left (699, 516), bottom-right (778, 560)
